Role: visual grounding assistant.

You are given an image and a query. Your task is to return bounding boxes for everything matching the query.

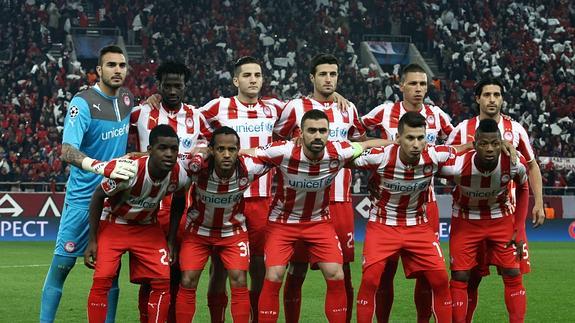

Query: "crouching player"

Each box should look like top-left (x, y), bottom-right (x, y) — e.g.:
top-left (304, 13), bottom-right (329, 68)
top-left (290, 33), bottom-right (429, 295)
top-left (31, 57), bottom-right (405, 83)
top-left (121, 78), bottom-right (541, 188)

top-left (439, 119), bottom-right (529, 323)
top-left (84, 125), bottom-right (189, 323)
top-left (169, 126), bottom-right (272, 323)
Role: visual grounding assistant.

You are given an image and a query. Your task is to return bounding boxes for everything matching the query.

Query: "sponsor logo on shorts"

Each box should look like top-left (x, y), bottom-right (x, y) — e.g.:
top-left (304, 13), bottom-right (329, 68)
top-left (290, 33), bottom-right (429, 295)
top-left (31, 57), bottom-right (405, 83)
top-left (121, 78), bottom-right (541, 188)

top-left (64, 241), bottom-right (76, 253)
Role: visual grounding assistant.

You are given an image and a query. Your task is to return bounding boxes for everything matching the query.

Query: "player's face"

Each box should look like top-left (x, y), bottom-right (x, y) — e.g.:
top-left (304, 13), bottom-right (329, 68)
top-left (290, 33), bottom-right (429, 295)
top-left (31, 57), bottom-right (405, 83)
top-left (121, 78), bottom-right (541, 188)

top-left (302, 118), bottom-right (329, 154)
top-left (97, 53), bottom-right (127, 89)
top-left (211, 134), bottom-right (239, 174)
top-left (148, 136), bottom-right (179, 172)
top-left (159, 73), bottom-right (185, 108)
top-left (310, 64), bottom-right (338, 97)
top-left (233, 63), bottom-right (262, 98)
top-left (474, 132), bottom-right (501, 166)
top-left (398, 125), bottom-right (426, 163)
top-left (476, 85), bottom-right (502, 118)
top-left (400, 72), bottom-right (428, 107)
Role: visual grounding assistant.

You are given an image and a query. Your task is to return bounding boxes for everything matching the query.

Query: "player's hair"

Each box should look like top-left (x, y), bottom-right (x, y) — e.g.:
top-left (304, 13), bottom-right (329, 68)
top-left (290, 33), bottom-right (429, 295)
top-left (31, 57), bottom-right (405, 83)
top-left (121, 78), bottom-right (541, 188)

top-left (301, 109), bottom-right (329, 129)
top-left (234, 56), bottom-right (261, 76)
top-left (474, 78), bottom-right (505, 97)
top-left (398, 111), bottom-right (426, 134)
top-left (475, 119), bottom-right (501, 140)
top-left (309, 53), bottom-right (339, 75)
top-left (400, 64), bottom-right (427, 83)
top-left (98, 45), bottom-right (124, 66)
top-left (149, 124), bottom-right (179, 146)
top-left (209, 126), bottom-right (241, 148)
top-left (155, 61), bottom-right (191, 83)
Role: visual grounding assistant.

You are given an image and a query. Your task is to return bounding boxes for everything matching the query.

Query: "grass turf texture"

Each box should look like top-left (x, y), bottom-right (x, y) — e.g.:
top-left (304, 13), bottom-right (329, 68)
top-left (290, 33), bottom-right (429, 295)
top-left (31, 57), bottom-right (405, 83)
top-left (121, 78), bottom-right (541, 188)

top-left (0, 242), bottom-right (572, 322)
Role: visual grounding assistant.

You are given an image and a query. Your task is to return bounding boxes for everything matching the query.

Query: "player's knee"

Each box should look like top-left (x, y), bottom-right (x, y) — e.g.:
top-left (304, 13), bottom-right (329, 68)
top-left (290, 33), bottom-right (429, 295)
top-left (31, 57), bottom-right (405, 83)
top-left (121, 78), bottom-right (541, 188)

top-left (322, 265), bottom-right (344, 281)
top-left (180, 271), bottom-right (200, 289)
top-left (451, 270), bottom-right (471, 282)
top-left (228, 270), bottom-right (248, 288)
top-left (150, 279), bottom-right (170, 292)
top-left (501, 268), bottom-right (521, 277)
top-left (265, 266), bottom-right (286, 282)
top-left (288, 261), bottom-right (308, 277)
top-left (92, 277), bottom-right (114, 292)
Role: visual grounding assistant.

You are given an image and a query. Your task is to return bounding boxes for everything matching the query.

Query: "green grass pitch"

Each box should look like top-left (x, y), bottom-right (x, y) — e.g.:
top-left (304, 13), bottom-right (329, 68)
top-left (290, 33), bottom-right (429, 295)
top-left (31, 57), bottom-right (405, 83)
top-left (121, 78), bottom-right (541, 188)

top-left (1, 242), bottom-right (573, 322)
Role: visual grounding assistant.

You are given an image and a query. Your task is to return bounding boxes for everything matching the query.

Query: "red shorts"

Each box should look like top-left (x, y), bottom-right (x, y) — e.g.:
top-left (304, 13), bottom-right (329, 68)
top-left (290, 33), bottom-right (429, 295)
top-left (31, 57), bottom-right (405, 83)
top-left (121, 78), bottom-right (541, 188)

top-left (292, 201), bottom-right (355, 263)
top-left (475, 231), bottom-right (531, 276)
top-left (157, 195), bottom-right (188, 241)
top-left (94, 221), bottom-right (170, 283)
top-left (427, 200), bottom-right (440, 236)
top-left (179, 231), bottom-right (250, 271)
top-left (362, 221), bottom-right (446, 278)
top-left (450, 216), bottom-right (519, 272)
top-left (264, 221), bottom-right (343, 267)
top-left (244, 197), bottom-right (271, 256)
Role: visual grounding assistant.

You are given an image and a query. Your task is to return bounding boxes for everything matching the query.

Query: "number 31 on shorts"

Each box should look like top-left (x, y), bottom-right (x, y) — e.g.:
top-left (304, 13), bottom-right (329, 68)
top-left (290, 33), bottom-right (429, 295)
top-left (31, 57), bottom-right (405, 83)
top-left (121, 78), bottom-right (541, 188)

top-left (238, 241), bottom-right (250, 257)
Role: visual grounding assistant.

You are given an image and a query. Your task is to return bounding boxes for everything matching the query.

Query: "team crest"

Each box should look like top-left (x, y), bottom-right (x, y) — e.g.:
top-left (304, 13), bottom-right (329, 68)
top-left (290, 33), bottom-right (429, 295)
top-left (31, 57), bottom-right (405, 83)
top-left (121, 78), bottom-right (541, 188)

top-left (186, 117), bottom-right (194, 128)
top-left (329, 159), bottom-right (340, 169)
top-left (123, 94), bottom-right (131, 106)
top-left (64, 241), bottom-right (76, 253)
top-left (167, 183), bottom-right (177, 192)
top-left (263, 106), bottom-right (272, 117)
top-left (501, 174), bottom-right (511, 183)
top-left (424, 164), bottom-right (433, 174)
top-left (426, 115), bottom-right (435, 125)
top-left (239, 177), bottom-right (249, 187)
top-left (182, 138), bottom-right (192, 149)
top-left (503, 131), bottom-right (513, 141)
top-left (69, 105), bottom-right (79, 119)
top-left (341, 110), bottom-right (348, 118)
top-left (102, 179), bottom-right (117, 192)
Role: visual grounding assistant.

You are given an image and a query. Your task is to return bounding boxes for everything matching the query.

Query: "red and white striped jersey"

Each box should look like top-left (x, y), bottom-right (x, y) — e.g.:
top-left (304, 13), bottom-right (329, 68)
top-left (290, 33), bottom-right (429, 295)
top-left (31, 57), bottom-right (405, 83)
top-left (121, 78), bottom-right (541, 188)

top-left (446, 115), bottom-right (535, 162)
top-left (437, 151), bottom-right (529, 220)
top-left (274, 97), bottom-right (366, 202)
top-left (130, 103), bottom-right (213, 157)
top-left (361, 101), bottom-right (454, 143)
top-left (199, 97), bottom-right (284, 198)
top-left (352, 144), bottom-right (457, 226)
top-left (100, 156), bottom-right (190, 224)
top-left (255, 140), bottom-right (359, 223)
top-left (185, 155), bottom-right (271, 237)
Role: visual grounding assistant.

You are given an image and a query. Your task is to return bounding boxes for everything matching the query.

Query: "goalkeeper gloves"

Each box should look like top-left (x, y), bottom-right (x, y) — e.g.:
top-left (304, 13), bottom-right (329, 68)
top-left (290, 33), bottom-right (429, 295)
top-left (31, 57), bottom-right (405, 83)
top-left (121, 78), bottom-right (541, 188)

top-left (81, 157), bottom-right (137, 180)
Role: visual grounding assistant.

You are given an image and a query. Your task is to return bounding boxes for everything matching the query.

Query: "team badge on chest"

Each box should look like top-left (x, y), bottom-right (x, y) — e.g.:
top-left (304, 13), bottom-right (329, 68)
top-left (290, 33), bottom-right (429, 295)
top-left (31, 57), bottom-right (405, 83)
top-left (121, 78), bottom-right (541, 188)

top-left (123, 94), bottom-right (131, 107)
top-left (186, 117), bottom-right (194, 128)
top-left (503, 131), bottom-right (513, 141)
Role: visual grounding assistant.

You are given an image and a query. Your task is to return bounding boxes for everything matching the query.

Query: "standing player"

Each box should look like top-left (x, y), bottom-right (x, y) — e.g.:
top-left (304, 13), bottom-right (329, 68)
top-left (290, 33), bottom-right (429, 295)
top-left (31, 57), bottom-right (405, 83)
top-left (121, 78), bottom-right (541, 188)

top-left (360, 63), bottom-right (454, 323)
top-left (84, 125), bottom-right (188, 323)
top-left (40, 45), bottom-right (136, 323)
top-left (170, 126), bottom-right (271, 323)
top-left (353, 112), bottom-right (454, 323)
top-left (274, 53), bottom-right (367, 323)
top-left (130, 61), bottom-right (212, 322)
top-left (439, 119), bottom-right (529, 323)
top-left (446, 78), bottom-right (545, 322)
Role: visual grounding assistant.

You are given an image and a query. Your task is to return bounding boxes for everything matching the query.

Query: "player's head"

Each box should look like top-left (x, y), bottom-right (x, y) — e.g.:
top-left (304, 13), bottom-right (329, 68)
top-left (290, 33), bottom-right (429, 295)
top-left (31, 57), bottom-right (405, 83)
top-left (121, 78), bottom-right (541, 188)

top-left (397, 111), bottom-right (427, 163)
top-left (474, 118), bottom-right (501, 167)
top-left (155, 61), bottom-right (190, 108)
top-left (301, 109), bottom-right (330, 154)
top-left (309, 53), bottom-right (339, 98)
top-left (474, 78), bottom-right (504, 118)
top-left (148, 124), bottom-right (179, 172)
top-left (209, 126), bottom-right (240, 175)
top-left (399, 64), bottom-right (428, 108)
top-left (233, 56), bottom-right (262, 99)
top-left (97, 45), bottom-right (127, 89)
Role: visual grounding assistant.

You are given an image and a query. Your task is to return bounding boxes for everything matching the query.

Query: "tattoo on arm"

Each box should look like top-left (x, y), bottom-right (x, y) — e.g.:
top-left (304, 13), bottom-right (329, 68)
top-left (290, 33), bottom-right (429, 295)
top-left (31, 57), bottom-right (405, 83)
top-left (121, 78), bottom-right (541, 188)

top-left (61, 143), bottom-right (89, 168)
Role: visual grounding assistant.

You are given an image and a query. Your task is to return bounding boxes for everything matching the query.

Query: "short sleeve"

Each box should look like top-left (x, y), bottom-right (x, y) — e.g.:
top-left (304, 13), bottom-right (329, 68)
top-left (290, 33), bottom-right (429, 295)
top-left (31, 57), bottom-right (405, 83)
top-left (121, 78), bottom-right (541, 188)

top-left (101, 176), bottom-right (133, 196)
top-left (255, 141), bottom-right (289, 166)
top-left (273, 101), bottom-right (297, 138)
top-left (352, 147), bottom-right (386, 170)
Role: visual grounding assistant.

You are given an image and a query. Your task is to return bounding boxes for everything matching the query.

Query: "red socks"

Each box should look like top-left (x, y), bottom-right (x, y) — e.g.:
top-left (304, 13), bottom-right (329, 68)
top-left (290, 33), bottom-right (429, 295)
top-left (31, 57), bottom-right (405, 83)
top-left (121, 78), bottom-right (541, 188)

top-left (88, 277), bottom-right (113, 323)
top-left (357, 261), bottom-right (387, 323)
top-left (375, 260), bottom-right (398, 323)
top-left (450, 280), bottom-right (468, 323)
top-left (466, 271), bottom-right (482, 323)
top-left (231, 287), bottom-right (251, 323)
top-left (422, 270), bottom-right (452, 323)
top-left (258, 279), bottom-right (282, 322)
top-left (414, 277), bottom-right (433, 323)
top-left (343, 266), bottom-right (354, 323)
top-left (176, 287), bottom-right (196, 322)
top-left (207, 292), bottom-right (228, 323)
top-left (283, 273), bottom-right (305, 323)
top-left (325, 279), bottom-right (348, 322)
top-left (503, 275), bottom-right (526, 323)
top-left (147, 280), bottom-right (171, 323)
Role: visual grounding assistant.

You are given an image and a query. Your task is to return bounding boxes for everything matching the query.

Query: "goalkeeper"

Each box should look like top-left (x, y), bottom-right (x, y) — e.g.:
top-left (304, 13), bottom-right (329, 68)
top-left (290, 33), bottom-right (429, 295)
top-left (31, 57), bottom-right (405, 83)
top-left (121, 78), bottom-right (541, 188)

top-left (40, 45), bottom-right (137, 323)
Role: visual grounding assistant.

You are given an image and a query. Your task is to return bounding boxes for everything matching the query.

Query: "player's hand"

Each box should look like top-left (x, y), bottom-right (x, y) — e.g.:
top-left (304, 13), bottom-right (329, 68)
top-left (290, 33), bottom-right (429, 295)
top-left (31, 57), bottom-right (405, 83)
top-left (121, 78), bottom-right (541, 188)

top-left (505, 231), bottom-right (525, 262)
top-left (501, 141), bottom-right (517, 164)
top-left (83, 158), bottom-right (138, 180)
top-left (367, 180), bottom-right (381, 201)
top-left (531, 204), bottom-right (545, 228)
top-left (84, 241), bottom-right (98, 269)
top-left (168, 242), bottom-right (178, 266)
top-left (146, 94), bottom-right (162, 110)
top-left (333, 91), bottom-right (350, 111)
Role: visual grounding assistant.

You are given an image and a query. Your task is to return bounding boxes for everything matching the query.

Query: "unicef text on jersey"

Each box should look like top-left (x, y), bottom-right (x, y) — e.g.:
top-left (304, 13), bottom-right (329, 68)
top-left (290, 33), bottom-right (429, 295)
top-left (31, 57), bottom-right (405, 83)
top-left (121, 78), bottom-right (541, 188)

top-left (101, 123), bottom-right (129, 141)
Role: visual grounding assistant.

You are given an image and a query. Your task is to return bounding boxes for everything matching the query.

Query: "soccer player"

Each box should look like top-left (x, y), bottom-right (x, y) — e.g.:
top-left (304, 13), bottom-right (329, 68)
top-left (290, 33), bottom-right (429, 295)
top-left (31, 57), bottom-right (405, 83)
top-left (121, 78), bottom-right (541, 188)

top-left (353, 112), bottom-right (454, 323)
top-left (439, 119), bottom-right (529, 323)
top-left (446, 78), bottom-right (545, 322)
top-left (274, 53), bottom-right (367, 323)
top-left (361, 63), bottom-right (454, 323)
top-left (84, 125), bottom-right (188, 323)
top-left (40, 45), bottom-right (137, 323)
top-left (130, 61), bottom-right (212, 322)
top-left (170, 126), bottom-right (271, 323)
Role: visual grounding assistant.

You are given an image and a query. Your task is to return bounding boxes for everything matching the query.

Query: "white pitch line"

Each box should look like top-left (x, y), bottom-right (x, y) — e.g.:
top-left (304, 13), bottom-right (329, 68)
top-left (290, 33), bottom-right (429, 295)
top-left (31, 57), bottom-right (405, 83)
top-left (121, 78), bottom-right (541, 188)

top-left (0, 261), bottom-right (83, 269)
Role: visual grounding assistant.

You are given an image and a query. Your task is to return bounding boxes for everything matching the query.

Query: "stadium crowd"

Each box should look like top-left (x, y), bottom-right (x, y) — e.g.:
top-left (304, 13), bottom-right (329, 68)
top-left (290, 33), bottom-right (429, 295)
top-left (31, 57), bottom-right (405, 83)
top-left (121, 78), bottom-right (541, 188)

top-left (0, 0), bottom-right (573, 193)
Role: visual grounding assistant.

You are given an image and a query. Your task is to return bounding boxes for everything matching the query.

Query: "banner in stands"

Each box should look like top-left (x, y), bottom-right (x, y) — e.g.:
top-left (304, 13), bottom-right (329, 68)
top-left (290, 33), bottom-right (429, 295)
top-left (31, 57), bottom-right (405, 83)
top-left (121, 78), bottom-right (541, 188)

top-left (366, 41), bottom-right (409, 65)
top-left (538, 156), bottom-right (575, 171)
top-left (1, 193), bottom-right (574, 242)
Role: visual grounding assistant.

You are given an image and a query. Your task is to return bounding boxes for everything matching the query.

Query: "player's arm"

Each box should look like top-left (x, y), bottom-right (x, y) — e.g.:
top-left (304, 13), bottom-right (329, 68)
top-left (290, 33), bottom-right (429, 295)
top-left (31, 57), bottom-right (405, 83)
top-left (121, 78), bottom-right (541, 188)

top-left (356, 138), bottom-right (394, 150)
top-left (527, 160), bottom-right (544, 227)
top-left (508, 161), bottom-right (530, 260)
top-left (167, 188), bottom-right (186, 265)
top-left (84, 186), bottom-right (107, 269)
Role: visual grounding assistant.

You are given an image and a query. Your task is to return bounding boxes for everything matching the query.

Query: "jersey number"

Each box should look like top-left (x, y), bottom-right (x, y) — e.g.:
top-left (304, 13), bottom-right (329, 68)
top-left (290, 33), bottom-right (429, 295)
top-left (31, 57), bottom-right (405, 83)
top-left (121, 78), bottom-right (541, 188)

top-left (159, 248), bottom-right (169, 265)
top-left (238, 241), bottom-right (250, 257)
